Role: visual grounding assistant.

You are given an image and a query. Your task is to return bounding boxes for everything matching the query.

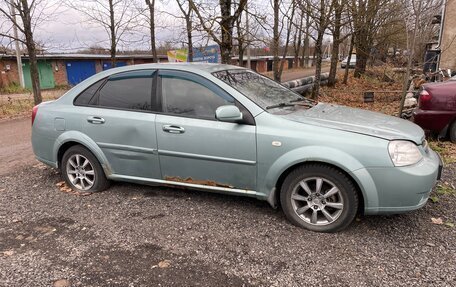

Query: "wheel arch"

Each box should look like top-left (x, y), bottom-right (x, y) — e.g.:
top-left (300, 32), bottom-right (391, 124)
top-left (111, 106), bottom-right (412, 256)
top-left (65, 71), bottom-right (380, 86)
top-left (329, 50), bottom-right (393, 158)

top-left (272, 161), bottom-right (365, 215)
top-left (262, 146), bottom-right (375, 213)
top-left (54, 131), bottom-right (112, 175)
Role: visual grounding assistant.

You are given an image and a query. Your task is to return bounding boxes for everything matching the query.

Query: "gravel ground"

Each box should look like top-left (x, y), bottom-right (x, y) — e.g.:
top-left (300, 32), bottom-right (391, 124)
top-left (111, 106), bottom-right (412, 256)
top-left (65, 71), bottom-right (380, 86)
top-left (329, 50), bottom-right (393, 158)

top-left (0, 162), bottom-right (455, 287)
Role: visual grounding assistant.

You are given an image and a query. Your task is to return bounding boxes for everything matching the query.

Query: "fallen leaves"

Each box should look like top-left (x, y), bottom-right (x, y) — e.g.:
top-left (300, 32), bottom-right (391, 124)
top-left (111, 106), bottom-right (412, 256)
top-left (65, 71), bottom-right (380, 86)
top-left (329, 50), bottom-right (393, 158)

top-left (431, 217), bottom-right (454, 228)
top-left (53, 279), bottom-right (71, 287)
top-left (431, 217), bottom-right (443, 225)
top-left (151, 260), bottom-right (172, 269)
top-left (2, 250), bottom-right (14, 257)
top-left (158, 259), bottom-right (171, 268)
top-left (55, 181), bottom-right (92, 196)
top-left (320, 68), bottom-right (404, 117)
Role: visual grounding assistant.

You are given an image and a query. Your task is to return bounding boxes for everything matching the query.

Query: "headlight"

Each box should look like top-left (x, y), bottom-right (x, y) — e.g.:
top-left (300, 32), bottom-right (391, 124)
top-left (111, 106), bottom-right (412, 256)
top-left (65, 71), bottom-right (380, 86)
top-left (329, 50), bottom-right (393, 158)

top-left (388, 140), bottom-right (423, 166)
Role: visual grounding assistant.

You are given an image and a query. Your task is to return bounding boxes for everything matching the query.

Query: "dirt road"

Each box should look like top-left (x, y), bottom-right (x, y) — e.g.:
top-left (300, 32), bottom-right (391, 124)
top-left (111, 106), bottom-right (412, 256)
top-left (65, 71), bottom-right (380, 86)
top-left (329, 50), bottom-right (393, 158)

top-left (0, 118), bottom-right (34, 176)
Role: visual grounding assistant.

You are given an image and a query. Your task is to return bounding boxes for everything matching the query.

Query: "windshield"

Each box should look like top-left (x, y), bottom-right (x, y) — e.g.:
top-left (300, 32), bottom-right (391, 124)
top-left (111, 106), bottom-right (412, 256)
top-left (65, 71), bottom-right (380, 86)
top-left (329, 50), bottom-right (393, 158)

top-left (212, 69), bottom-right (307, 111)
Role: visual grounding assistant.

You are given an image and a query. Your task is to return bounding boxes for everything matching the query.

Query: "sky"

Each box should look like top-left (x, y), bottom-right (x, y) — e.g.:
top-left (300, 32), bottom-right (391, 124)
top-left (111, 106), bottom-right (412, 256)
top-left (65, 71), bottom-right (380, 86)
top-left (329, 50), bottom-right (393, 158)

top-left (1, 0), bottom-right (306, 54)
top-left (20, 0), bottom-right (189, 53)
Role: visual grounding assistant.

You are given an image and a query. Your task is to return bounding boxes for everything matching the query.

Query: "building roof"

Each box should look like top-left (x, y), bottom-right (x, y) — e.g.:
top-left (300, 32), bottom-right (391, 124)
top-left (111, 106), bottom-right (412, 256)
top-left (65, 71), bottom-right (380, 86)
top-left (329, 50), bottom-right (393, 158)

top-left (0, 53), bottom-right (168, 60)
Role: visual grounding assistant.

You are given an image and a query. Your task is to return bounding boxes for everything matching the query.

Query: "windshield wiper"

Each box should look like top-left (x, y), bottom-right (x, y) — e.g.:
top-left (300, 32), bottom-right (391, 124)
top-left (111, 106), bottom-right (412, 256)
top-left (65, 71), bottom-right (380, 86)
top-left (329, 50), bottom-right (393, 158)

top-left (290, 97), bottom-right (318, 105)
top-left (265, 102), bottom-right (296, 109)
top-left (266, 98), bottom-right (317, 110)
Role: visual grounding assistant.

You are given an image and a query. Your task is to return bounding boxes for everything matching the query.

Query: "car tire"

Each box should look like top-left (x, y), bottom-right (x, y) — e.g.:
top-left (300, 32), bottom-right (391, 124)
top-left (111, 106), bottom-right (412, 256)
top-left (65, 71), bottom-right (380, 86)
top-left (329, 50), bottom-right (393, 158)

top-left (61, 145), bottom-right (109, 193)
top-left (449, 121), bottom-right (456, 143)
top-left (280, 164), bottom-right (358, 232)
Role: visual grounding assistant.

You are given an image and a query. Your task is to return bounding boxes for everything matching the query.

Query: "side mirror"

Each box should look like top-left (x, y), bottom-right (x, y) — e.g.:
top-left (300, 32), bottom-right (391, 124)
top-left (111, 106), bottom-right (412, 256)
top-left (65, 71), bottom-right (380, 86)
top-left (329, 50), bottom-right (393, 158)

top-left (215, 105), bottom-right (243, 122)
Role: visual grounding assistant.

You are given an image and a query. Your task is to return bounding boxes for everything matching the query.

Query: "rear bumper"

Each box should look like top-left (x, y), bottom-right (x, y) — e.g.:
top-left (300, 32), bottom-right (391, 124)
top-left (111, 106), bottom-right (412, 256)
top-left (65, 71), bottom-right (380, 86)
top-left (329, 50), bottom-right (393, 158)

top-left (357, 149), bottom-right (441, 215)
top-left (412, 108), bottom-right (454, 133)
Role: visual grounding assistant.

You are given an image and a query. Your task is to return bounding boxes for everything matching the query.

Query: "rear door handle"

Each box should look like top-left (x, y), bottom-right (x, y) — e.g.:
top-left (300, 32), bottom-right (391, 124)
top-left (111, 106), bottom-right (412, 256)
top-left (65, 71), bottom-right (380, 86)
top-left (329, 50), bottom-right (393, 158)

top-left (162, 124), bottom-right (185, 134)
top-left (87, 116), bottom-right (105, 124)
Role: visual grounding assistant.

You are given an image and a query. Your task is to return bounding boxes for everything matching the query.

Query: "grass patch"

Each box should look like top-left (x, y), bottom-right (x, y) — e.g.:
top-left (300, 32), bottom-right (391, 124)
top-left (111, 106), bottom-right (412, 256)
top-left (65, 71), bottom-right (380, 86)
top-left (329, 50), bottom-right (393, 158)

top-left (436, 184), bottom-right (456, 196)
top-left (428, 140), bottom-right (456, 164)
top-left (0, 82), bottom-right (30, 94)
top-left (0, 89), bottom-right (68, 120)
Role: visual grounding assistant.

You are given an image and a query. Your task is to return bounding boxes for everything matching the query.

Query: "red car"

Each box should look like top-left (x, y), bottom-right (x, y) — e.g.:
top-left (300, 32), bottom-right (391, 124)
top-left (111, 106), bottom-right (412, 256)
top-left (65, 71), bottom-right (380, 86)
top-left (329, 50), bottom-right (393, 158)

top-left (412, 78), bottom-right (456, 142)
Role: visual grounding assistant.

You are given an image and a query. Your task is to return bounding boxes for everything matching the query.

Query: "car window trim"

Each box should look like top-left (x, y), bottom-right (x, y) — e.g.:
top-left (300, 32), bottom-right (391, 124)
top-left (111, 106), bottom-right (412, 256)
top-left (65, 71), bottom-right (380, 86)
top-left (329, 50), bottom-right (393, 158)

top-left (73, 77), bottom-right (108, 106)
top-left (157, 69), bottom-right (255, 125)
top-left (77, 69), bottom-right (158, 113)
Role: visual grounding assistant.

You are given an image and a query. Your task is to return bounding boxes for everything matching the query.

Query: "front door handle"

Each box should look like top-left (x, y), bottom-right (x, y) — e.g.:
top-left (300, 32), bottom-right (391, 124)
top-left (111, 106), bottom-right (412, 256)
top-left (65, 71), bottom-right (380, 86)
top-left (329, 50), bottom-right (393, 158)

top-left (87, 116), bottom-right (105, 124)
top-left (162, 124), bottom-right (185, 134)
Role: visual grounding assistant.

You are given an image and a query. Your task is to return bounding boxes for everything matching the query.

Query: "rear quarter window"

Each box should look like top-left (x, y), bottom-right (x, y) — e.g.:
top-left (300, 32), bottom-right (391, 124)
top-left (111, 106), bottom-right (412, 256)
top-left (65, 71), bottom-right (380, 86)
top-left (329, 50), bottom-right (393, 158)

top-left (73, 79), bottom-right (106, 106)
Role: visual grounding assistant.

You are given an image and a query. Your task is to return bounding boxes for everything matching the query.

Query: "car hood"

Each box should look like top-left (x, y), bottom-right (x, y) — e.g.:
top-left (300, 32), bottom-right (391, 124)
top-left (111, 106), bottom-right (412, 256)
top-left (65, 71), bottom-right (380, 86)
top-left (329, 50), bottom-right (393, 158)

top-left (281, 103), bottom-right (424, 144)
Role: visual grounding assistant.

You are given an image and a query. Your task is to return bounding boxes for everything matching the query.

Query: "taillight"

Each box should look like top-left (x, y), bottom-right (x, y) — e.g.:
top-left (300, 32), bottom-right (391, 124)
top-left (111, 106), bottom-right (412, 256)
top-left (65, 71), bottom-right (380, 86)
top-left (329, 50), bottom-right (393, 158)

top-left (32, 105), bottom-right (39, 126)
top-left (418, 89), bottom-right (432, 110)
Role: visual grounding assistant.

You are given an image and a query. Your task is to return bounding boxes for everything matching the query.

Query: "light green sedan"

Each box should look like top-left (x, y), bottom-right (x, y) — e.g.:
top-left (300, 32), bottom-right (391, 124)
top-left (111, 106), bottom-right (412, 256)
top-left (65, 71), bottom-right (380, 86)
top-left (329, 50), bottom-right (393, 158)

top-left (31, 63), bottom-right (442, 232)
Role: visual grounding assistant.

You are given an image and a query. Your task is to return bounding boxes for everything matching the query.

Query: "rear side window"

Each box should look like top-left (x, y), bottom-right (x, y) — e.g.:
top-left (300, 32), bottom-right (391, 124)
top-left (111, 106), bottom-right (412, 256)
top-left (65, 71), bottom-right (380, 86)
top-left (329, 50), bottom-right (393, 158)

top-left (98, 70), bottom-right (156, 111)
top-left (74, 79), bottom-right (105, 106)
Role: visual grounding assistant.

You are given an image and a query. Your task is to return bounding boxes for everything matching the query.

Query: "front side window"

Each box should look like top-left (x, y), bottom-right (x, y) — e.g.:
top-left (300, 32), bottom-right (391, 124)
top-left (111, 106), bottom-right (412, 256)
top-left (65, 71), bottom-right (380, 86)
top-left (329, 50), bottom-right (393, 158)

top-left (97, 70), bottom-right (156, 111)
top-left (161, 71), bottom-right (234, 119)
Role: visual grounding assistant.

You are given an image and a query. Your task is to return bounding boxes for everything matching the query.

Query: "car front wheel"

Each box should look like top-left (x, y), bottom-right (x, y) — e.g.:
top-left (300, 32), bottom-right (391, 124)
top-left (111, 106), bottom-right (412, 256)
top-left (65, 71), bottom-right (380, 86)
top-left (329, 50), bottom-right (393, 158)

top-left (61, 145), bottom-right (109, 193)
top-left (280, 164), bottom-right (359, 232)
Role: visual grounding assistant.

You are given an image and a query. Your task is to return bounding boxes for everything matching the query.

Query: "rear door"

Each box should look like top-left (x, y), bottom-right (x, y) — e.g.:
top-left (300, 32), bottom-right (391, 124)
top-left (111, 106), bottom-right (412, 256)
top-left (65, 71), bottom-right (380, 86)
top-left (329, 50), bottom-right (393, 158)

top-left (76, 70), bottom-right (161, 179)
top-left (155, 70), bottom-right (257, 190)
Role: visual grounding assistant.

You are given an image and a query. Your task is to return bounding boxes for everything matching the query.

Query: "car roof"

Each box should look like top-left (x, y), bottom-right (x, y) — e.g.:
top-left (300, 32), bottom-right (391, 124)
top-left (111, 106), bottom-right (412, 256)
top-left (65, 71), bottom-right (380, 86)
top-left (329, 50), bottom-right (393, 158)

top-left (102, 62), bottom-right (246, 74)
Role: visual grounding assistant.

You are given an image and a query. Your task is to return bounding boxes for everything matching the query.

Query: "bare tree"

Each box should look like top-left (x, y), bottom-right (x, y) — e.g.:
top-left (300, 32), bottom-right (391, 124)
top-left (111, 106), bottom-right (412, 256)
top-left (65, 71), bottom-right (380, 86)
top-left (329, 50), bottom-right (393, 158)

top-left (189, 0), bottom-right (247, 64)
top-left (277, 0), bottom-right (297, 82)
top-left (327, 0), bottom-right (344, 86)
top-left (0, 0), bottom-right (51, 104)
top-left (65, 0), bottom-right (136, 66)
top-left (304, 0), bottom-right (335, 98)
top-left (144, 0), bottom-right (157, 62)
top-left (176, 0), bottom-right (193, 61)
top-left (349, 0), bottom-right (394, 78)
top-left (272, 0), bottom-right (280, 81)
top-left (292, 4), bottom-right (305, 69)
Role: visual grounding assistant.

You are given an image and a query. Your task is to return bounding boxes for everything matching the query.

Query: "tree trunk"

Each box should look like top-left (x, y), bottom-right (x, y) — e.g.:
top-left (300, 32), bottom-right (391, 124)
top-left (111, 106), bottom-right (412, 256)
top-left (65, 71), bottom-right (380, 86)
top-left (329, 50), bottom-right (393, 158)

top-left (311, 31), bottom-right (324, 99)
top-left (272, 0), bottom-right (280, 81)
top-left (278, 1), bottom-right (296, 81)
top-left (146, 0), bottom-right (158, 63)
top-left (186, 16), bottom-right (193, 62)
top-left (20, 0), bottom-right (41, 104)
top-left (219, 0), bottom-right (233, 64)
top-left (328, 0), bottom-right (342, 87)
top-left (343, 34), bottom-right (354, 85)
top-left (109, 0), bottom-right (117, 66)
top-left (293, 8), bottom-right (304, 69)
top-left (353, 34), bottom-right (369, 78)
top-left (177, 1), bottom-right (193, 62)
top-left (301, 8), bottom-right (311, 68)
top-left (236, 14), bottom-right (244, 66)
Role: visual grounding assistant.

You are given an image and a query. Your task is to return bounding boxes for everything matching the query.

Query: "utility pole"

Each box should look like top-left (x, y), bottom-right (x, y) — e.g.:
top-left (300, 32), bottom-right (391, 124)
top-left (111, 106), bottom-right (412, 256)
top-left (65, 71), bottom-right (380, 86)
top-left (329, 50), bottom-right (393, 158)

top-left (10, 2), bottom-right (25, 88)
top-left (245, 2), bottom-right (251, 69)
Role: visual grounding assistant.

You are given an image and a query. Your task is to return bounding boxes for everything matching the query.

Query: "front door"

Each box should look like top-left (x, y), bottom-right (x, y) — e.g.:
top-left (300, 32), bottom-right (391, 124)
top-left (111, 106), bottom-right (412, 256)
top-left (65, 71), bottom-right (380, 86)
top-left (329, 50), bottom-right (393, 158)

top-left (155, 70), bottom-right (257, 190)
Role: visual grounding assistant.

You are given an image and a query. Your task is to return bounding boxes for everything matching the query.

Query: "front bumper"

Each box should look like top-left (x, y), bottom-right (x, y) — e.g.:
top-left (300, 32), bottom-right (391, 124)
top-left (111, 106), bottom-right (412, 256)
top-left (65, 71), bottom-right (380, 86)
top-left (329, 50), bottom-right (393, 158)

top-left (355, 149), bottom-right (442, 215)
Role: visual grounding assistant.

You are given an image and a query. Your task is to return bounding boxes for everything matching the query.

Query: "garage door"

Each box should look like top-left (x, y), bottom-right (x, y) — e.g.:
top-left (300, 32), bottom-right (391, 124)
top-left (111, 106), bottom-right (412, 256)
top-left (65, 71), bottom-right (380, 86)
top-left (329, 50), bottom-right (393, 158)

top-left (22, 60), bottom-right (55, 90)
top-left (66, 61), bottom-right (97, 86)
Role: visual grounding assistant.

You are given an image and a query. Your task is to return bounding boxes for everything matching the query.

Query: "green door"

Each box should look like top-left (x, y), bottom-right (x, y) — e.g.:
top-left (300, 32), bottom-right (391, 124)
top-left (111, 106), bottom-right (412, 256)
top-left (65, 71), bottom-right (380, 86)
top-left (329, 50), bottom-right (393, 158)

top-left (22, 60), bottom-right (55, 90)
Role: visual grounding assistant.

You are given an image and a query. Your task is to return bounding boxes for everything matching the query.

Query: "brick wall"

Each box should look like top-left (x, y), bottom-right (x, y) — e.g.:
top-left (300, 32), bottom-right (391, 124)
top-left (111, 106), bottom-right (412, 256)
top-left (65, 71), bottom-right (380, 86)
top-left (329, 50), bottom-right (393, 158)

top-left (53, 60), bottom-right (68, 86)
top-left (0, 59), bottom-right (20, 88)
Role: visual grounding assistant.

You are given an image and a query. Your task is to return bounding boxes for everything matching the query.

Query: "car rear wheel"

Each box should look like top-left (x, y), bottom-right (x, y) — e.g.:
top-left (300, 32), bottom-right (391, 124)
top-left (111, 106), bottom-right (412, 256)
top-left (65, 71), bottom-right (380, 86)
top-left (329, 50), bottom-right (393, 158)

top-left (449, 121), bottom-right (456, 143)
top-left (280, 164), bottom-right (358, 232)
top-left (61, 145), bottom-right (109, 193)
